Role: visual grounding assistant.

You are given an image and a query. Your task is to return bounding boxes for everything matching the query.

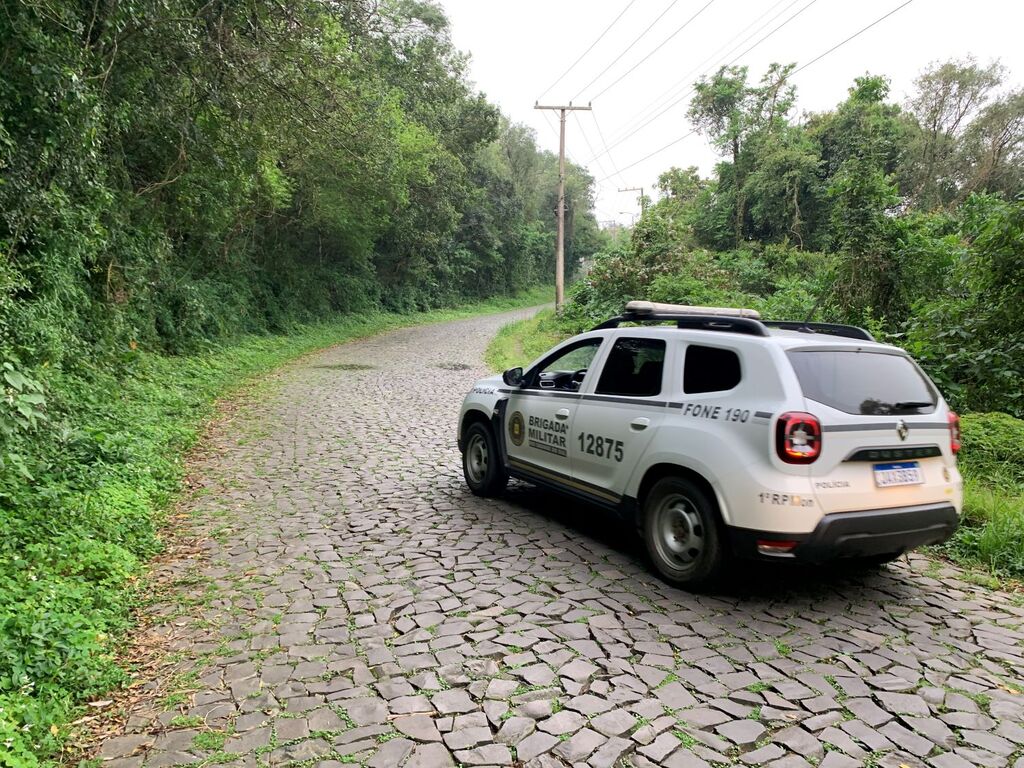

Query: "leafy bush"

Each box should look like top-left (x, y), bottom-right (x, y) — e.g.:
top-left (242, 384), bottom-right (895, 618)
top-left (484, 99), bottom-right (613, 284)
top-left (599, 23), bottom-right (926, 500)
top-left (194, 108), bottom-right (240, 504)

top-left (903, 195), bottom-right (1024, 418)
top-left (958, 412), bottom-right (1024, 488)
top-left (941, 413), bottom-right (1024, 578)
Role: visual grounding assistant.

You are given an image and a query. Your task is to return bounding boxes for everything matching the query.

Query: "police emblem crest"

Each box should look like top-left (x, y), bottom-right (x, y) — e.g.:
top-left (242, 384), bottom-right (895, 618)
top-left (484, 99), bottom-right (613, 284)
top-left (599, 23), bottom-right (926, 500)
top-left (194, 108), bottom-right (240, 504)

top-left (509, 411), bottom-right (525, 446)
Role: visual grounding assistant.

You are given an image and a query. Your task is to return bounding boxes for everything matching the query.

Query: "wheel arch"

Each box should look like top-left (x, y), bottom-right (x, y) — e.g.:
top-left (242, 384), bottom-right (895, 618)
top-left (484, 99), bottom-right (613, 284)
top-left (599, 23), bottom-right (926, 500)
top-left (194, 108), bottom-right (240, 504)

top-left (458, 407), bottom-right (494, 452)
top-left (634, 463), bottom-right (727, 530)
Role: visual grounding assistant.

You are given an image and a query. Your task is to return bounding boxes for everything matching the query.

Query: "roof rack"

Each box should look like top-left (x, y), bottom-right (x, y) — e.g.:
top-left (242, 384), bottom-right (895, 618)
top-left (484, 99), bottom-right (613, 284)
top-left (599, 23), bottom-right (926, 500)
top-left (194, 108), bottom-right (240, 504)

top-left (591, 302), bottom-right (877, 342)
top-left (761, 320), bottom-right (875, 342)
top-left (592, 312), bottom-right (769, 336)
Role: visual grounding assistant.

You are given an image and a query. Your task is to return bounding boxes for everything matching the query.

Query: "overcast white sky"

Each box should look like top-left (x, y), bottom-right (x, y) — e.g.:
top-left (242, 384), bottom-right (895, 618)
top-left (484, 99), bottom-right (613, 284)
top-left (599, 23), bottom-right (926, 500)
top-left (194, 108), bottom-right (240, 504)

top-left (438, 0), bottom-right (1024, 225)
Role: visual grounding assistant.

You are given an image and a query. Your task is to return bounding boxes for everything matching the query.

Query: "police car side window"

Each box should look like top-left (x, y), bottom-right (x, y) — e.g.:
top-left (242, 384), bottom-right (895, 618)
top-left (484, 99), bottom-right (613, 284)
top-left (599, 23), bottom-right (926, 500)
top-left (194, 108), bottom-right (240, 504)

top-left (528, 340), bottom-right (602, 390)
top-left (684, 345), bottom-right (741, 393)
top-left (596, 338), bottom-right (665, 397)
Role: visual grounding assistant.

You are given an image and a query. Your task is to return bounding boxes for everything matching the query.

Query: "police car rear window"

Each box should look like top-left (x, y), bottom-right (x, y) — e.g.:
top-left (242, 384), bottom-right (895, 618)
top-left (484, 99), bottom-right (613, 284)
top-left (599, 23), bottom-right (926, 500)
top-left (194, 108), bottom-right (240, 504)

top-left (787, 350), bottom-right (937, 415)
top-left (684, 345), bottom-right (741, 393)
top-left (596, 338), bottom-right (665, 397)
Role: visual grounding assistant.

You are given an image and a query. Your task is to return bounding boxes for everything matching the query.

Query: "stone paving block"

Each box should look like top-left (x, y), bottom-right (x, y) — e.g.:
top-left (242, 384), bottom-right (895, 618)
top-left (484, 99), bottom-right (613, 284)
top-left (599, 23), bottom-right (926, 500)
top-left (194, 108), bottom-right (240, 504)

top-left (589, 736), bottom-right (633, 768)
top-left (516, 731), bottom-right (559, 763)
top-left (741, 744), bottom-right (786, 765)
top-left (881, 720), bottom-right (937, 757)
top-left (432, 688), bottom-right (476, 714)
top-left (773, 725), bottom-right (825, 759)
top-left (962, 730), bottom-right (1016, 756)
top-left (930, 753), bottom-right (979, 768)
top-left (553, 727), bottom-right (606, 762)
top-left (638, 732), bottom-right (682, 762)
top-left (718, 718), bottom-right (767, 745)
top-left (368, 737), bottom-right (416, 767)
top-left (394, 714), bottom-right (442, 742)
top-left (591, 708), bottom-right (638, 737)
top-left (405, 742), bottom-right (455, 768)
top-left (820, 750), bottom-right (863, 768)
top-left (663, 749), bottom-right (714, 768)
top-left (842, 719), bottom-right (897, 752)
top-left (876, 693), bottom-right (931, 717)
top-left (99, 735), bottom-right (153, 758)
top-left (495, 715), bottom-right (535, 745)
top-left (442, 725), bottom-right (492, 750)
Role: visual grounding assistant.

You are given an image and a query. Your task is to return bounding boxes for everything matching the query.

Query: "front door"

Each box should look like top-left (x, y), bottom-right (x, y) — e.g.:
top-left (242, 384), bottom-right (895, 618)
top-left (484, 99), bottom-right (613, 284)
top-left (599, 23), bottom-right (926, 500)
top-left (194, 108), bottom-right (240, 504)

top-left (504, 338), bottom-right (604, 485)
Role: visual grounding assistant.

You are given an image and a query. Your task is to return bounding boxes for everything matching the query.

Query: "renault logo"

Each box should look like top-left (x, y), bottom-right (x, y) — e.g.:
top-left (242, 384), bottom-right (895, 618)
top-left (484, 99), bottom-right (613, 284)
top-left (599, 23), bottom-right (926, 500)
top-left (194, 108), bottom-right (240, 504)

top-left (896, 419), bottom-right (909, 441)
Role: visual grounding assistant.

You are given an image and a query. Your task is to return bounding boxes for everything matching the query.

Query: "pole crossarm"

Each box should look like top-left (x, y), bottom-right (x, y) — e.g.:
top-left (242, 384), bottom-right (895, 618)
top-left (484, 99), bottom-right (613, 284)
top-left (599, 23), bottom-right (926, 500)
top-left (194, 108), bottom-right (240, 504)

top-left (618, 186), bottom-right (646, 213)
top-left (534, 104), bottom-right (594, 112)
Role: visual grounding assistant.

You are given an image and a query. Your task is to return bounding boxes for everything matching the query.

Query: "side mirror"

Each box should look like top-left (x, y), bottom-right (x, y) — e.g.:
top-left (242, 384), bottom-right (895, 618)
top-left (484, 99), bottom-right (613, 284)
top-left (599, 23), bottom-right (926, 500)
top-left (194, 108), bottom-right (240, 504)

top-left (502, 367), bottom-right (524, 387)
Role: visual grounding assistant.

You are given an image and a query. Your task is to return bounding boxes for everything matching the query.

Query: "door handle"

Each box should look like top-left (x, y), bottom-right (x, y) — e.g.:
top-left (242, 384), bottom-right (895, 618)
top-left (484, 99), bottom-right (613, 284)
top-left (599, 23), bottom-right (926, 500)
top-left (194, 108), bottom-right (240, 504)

top-left (555, 408), bottom-right (571, 420)
top-left (630, 417), bottom-right (650, 431)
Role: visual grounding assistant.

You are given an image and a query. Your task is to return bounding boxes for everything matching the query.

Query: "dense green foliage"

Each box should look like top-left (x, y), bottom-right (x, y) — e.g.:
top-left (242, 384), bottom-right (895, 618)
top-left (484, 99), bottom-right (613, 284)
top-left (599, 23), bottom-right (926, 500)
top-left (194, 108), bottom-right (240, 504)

top-left (1, 1), bottom-right (601, 369)
top-left (1, 0), bottom-right (602, 761)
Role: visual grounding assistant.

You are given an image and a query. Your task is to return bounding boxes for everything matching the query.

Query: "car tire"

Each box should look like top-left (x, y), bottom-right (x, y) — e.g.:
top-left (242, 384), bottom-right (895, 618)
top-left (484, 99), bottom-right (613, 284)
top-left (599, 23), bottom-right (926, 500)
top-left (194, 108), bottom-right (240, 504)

top-left (462, 422), bottom-right (508, 497)
top-left (642, 476), bottom-right (725, 588)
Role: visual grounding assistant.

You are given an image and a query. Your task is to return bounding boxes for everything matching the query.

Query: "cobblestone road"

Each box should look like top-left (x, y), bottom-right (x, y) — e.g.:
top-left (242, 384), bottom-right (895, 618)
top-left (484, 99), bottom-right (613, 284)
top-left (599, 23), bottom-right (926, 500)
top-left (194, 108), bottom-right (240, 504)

top-left (99, 309), bottom-right (1024, 768)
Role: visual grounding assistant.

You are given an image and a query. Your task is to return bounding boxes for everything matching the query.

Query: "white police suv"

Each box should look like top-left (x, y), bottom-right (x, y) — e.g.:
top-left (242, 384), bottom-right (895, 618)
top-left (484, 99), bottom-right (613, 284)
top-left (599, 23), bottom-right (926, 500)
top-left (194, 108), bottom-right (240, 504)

top-left (458, 302), bottom-right (962, 587)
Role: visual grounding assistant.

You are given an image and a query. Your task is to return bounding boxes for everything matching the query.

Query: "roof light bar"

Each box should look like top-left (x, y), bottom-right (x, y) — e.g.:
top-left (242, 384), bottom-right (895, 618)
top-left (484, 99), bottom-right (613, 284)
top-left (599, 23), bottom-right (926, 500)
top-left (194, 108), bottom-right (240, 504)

top-left (625, 301), bottom-right (762, 320)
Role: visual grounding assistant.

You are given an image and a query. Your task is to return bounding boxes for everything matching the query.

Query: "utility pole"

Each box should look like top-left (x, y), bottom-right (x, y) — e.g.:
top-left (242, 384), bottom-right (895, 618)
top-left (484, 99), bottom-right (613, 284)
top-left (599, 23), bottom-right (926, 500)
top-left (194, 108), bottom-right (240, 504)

top-left (618, 186), bottom-right (646, 214)
top-left (535, 101), bottom-right (591, 312)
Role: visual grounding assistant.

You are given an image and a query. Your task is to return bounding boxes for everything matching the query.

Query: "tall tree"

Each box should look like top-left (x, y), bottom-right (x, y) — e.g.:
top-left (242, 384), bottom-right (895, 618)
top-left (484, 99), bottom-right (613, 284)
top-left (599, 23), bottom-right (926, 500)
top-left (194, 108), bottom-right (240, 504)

top-left (905, 57), bottom-right (1005, 208)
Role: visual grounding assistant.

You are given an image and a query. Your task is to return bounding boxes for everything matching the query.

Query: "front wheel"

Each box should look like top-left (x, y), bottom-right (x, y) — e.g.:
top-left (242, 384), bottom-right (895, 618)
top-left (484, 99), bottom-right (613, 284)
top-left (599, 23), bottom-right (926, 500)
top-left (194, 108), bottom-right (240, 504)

top-left (642, 476), bottom-right (725, 587)
top-left (462, 422), bottom-right (508, 497)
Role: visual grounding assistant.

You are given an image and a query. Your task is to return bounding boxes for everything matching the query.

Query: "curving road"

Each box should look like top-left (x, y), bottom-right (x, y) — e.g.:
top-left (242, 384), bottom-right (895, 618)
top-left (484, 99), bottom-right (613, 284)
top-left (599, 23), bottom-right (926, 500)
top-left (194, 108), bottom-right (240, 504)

top-left (97, 309), bottom-right (1024, 768)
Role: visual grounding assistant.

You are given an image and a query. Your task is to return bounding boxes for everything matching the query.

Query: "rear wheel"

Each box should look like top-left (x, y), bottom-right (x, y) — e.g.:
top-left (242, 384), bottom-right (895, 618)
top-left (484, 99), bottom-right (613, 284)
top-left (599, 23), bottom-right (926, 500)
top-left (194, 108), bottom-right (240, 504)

top-left (462, 422), bottom-right (508, 497)
top-left (642, 476), bottom-right (725, 587)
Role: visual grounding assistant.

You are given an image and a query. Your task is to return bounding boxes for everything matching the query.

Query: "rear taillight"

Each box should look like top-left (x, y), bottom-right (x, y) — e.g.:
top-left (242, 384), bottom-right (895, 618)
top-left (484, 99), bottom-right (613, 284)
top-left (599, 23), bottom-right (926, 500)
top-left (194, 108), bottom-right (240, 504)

top-left (776, 412), bottom-right (822, 464)
top-left (948, 411), bottom-right (961, 455)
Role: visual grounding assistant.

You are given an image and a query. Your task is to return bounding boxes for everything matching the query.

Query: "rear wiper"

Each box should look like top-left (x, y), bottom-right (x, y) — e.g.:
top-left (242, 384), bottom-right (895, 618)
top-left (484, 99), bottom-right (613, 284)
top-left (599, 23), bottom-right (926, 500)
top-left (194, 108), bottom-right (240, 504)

top-left (890, 401), bottom-right (934, 411)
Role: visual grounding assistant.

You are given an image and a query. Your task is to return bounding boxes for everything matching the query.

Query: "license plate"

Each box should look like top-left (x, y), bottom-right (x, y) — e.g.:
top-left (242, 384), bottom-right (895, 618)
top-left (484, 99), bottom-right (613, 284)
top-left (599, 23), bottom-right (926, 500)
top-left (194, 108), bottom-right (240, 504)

top-left (873, 461), bottom-right (923, 487)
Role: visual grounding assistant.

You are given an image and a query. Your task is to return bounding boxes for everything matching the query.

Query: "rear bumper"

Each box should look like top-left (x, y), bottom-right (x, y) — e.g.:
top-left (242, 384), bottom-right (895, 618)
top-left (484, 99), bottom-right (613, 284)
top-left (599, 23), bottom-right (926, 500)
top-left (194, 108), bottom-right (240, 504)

top-left (729, 502), bottom-right (959, 562)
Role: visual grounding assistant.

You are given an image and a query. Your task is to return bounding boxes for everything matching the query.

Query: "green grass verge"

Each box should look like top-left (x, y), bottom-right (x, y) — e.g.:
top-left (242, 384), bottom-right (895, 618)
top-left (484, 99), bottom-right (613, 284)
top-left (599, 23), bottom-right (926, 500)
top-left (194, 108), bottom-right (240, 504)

top-left (484, 308), bottom-right (564, 372)
top-left (944, 413), bottom-right (1024, 579)
top-left (0, 287), bottom-right (547, 766)
top-left (484, 317), bottom-right (1024, 584)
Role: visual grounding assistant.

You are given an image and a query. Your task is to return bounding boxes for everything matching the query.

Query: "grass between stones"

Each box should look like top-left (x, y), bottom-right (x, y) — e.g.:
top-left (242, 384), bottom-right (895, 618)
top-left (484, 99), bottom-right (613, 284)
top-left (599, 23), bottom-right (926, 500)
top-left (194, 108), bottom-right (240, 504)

top-left (0, 287), bottom-right (548, 766)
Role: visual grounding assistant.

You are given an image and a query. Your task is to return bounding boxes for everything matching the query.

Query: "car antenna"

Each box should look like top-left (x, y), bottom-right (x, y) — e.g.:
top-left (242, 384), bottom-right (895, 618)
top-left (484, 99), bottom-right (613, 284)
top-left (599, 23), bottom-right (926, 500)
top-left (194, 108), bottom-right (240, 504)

top-left (803, 294), bottom-right (823, 324)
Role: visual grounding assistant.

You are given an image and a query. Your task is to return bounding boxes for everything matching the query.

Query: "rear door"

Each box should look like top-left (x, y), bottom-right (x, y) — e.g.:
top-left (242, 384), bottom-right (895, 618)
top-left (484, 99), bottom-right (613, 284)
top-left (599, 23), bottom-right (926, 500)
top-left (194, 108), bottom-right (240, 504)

top-left (571, 336), bottom-right (671, 498)
top-left (786, 347), bottom-right (957, 513)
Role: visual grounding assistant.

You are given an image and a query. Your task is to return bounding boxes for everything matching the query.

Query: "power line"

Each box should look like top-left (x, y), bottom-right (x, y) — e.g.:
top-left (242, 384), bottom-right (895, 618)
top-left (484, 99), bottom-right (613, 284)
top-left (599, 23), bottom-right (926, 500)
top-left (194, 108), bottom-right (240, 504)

top-left (589, 0), bottom-right (821, 164)
top-left (590, 0), bottom-right (718, 103)
top-left (595, 0), bottom-right (916, 181)
top-left (608, 0), bottom-right (794, 138)
top-left (571, 111), bottom-right (612, 182)
top-left (538, 0), bottom-right (639, 101)
top-left (571, 0), bottom-right (682, 102)
top-left (591, 113), bottom-right (626, 186)
top-left (596, 130), bottom-right (699, 182)
top-left (790, 0), bottom-right (915, 77)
